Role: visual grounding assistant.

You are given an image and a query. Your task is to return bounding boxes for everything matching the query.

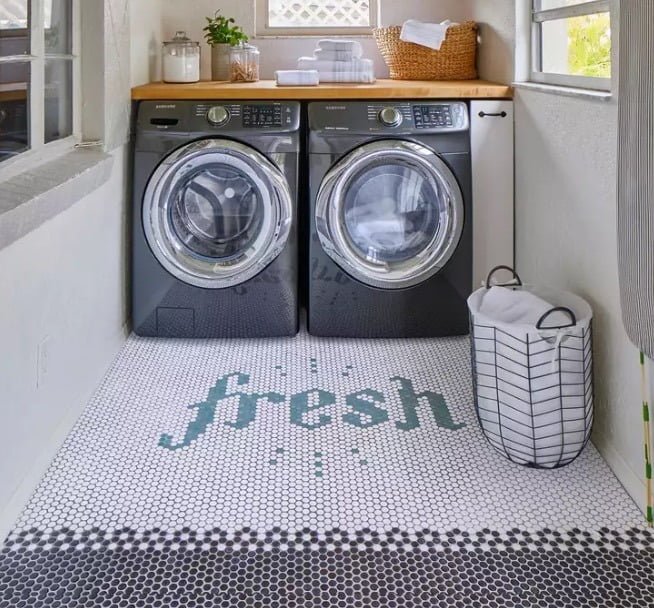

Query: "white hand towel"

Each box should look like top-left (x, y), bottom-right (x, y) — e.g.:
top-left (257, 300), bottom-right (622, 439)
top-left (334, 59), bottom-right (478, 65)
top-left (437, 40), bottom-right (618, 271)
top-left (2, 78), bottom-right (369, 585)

top-left (317, 39), bottom-right (363, 55)
top-left (275, 70), bottom-right (320, 86)
top-left (400, 19), bottom-right (457, 51)
top-left (479, 286), bottom-right (572, 327)
top-left (314, 47), bottom-right (362, 61)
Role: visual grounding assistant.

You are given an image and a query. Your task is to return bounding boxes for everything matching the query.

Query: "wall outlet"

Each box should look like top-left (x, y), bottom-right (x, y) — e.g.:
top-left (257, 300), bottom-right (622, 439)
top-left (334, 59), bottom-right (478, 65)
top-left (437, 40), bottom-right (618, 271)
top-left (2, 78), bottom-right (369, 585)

top-left (37, 336), bottom-right (52, 389)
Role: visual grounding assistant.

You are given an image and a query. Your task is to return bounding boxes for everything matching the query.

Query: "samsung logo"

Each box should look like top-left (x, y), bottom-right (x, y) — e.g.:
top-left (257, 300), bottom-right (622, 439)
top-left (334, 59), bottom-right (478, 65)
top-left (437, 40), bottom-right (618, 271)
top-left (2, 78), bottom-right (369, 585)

top-left (325, 105), bottom-right (347, 111)
top-left (155, 104), bottom-right (176, 110)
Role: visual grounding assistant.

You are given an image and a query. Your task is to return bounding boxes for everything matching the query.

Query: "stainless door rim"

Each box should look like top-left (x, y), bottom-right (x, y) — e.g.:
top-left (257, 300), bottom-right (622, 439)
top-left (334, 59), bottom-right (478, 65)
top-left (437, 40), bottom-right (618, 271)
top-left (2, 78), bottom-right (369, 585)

top-left (315, 139), bottom-right (465, 290)
top-left (143, 139), bottom-right (293, 289)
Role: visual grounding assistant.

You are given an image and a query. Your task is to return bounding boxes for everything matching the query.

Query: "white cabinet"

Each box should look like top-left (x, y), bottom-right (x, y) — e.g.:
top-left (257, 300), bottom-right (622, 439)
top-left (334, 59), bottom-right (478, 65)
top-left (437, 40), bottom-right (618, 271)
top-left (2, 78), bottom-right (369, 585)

top-left (470, 100), bottom-right (515, 288)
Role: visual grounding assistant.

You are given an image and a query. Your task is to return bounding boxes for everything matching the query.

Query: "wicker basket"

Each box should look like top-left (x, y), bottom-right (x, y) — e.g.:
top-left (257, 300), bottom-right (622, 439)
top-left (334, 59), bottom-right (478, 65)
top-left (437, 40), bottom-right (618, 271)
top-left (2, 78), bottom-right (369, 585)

top-left (373, 22), bottom-right (478, 81)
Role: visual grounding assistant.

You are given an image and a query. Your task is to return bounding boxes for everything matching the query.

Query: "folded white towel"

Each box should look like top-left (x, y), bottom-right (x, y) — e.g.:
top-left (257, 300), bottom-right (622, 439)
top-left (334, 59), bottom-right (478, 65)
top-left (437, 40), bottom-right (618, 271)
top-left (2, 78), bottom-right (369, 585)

top-left (297, 56), bottom-right (375, 83)
top-left (298, 56), bottom-right (373, 71)
top-left (400, 19), bottom-right (458, 51)
top-left (317, 39), bottom-right (363, 54)
top-left (275, 69), bottom-right (320, 86)
top-left (314, 47), bottom-right (362, 61)
top-left (479, 286), bottom-right (572, 327)
top-left (313, 71), bottom-right (376, 84)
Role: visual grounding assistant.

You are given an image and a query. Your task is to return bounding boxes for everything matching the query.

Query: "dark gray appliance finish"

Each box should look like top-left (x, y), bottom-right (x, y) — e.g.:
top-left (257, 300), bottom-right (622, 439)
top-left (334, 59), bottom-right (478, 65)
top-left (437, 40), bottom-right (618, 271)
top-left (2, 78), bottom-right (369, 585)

top-left (308, 101), bottom-right (472, 338)
top-left (132, 100), bottom-right (300, 338)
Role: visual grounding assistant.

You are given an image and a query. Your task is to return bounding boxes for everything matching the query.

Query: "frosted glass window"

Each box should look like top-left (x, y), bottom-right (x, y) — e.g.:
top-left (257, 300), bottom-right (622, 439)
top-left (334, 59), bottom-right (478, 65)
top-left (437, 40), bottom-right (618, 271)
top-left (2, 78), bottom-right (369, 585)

top-left (267, 0), bottom-right (372, 29)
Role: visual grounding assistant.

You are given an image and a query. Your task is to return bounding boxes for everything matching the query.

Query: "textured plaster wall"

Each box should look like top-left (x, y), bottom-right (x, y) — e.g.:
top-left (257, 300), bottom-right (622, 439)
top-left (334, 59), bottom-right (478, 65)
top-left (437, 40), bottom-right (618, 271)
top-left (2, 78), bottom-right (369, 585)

top-left (502, 1), bottom-right (645, 506)
top-left (160, 0), bottom-right (474, 80)
top-left (130, 0), bottom-right (164, 85)
top-left (0, 147), bottom-right (130, 534)
top-left (0, 0), bottom-right (140, 532)
top-left (467, 0), bottom-right (515, 84)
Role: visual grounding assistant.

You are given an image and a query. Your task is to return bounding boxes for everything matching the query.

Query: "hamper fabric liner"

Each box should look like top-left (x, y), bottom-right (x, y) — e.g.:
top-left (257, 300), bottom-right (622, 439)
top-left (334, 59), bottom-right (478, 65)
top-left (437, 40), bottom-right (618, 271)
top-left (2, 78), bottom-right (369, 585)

top-left (468, 269), bottom-right (594, 469)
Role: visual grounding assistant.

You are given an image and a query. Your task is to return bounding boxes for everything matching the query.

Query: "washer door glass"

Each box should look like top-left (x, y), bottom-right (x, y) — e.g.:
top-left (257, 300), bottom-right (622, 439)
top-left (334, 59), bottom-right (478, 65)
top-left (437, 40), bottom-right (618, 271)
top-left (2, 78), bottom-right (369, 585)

top-left (316, 140), bottom-right (464, 290)
top-left (144, 139), bottom-right (292, 289)
top-left (170, 164), bottom-right (263, 260)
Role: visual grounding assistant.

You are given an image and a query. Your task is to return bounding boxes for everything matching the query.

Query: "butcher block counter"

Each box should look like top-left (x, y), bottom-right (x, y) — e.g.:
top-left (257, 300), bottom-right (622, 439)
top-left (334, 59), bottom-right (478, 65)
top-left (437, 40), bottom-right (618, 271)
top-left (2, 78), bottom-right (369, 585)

top-left (131, 79), bottom-right (513, 101)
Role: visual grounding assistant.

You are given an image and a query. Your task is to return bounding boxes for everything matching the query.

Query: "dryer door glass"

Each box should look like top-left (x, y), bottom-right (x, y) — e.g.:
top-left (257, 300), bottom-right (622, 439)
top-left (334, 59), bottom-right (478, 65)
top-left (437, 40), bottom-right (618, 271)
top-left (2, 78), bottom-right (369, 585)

top-left (316, 139), bottom-right (464, 290)
top-left (143, 139), bottom-right (293, 289)
top-left (342, 163), bottom-right (440, 264)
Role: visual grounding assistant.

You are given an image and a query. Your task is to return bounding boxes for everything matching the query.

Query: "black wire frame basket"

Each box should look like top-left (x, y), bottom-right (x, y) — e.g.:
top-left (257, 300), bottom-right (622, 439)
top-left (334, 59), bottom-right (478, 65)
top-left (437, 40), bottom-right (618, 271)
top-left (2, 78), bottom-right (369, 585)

top-left (469, 267), bottom-right (594, 469)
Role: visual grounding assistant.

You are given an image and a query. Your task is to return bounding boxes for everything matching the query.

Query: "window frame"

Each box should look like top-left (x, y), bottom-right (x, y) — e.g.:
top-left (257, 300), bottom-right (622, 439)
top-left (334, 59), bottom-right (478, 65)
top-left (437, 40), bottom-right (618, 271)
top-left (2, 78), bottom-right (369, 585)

top-left (0, 0), bottom-right (81, 177)
top-left (530, 0), bottom-right (611, 91)
top-left (255, 0), bottom-right (379, 37)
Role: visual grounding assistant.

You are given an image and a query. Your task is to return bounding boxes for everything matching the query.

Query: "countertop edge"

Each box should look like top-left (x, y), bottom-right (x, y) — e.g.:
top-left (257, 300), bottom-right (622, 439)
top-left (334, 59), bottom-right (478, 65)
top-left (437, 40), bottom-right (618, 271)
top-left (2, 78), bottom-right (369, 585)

top-left (130, 79), bottom-right (514, 101)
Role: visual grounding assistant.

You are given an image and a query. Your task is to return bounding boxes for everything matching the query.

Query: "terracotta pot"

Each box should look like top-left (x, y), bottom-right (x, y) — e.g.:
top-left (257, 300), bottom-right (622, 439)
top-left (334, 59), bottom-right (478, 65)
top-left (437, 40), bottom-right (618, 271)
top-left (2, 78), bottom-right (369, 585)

top-left (211, 44), bottom-right (232, 81)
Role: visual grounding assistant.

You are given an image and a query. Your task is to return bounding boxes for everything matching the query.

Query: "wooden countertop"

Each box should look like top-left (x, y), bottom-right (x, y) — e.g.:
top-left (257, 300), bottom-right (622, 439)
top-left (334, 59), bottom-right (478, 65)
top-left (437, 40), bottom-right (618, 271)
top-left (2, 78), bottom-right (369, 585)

top-left (131, 79), bottom-right (513, 101)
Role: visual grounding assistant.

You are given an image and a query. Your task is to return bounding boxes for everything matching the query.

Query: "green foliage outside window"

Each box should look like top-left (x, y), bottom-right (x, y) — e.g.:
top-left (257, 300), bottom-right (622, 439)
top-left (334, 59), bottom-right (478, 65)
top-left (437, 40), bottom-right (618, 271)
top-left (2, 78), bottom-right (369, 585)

top-left (568, 13), bottom-right (611, 78)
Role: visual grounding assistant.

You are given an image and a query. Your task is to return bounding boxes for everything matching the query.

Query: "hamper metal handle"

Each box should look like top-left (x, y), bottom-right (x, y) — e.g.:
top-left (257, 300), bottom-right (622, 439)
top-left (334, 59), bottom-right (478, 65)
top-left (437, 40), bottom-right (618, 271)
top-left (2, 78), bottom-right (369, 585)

top-left (485, 265), bottom-right (523, 289)
top-left (536, 307), bottom-right (577, 330)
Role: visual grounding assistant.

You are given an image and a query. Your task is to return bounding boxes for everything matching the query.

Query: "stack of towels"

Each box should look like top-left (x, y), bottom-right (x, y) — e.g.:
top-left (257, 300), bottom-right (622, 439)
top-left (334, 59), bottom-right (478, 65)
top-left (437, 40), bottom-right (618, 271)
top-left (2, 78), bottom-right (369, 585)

top-left (275, 39), bottom-right (375, 86)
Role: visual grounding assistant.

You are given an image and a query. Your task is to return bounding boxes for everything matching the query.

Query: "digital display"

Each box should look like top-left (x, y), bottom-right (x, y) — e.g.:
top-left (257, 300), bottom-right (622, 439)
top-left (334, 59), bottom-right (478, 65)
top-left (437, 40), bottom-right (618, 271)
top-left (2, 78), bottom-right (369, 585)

top-left (413, 105), bottom-right (453, 129)
top-left (243, 104), bottom-right (283, 128)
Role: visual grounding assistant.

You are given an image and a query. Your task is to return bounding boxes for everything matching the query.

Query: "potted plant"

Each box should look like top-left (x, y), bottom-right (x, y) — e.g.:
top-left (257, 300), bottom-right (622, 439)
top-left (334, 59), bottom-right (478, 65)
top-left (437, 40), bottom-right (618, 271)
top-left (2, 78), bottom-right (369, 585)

top-left (203, 11), bottom-right (249, 81)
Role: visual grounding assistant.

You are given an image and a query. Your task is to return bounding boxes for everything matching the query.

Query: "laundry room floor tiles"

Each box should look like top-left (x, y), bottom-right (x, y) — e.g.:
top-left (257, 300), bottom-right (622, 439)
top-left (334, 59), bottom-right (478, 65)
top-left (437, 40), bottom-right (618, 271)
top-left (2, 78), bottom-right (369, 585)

top-left (1, 332), bottom-right (653, 607)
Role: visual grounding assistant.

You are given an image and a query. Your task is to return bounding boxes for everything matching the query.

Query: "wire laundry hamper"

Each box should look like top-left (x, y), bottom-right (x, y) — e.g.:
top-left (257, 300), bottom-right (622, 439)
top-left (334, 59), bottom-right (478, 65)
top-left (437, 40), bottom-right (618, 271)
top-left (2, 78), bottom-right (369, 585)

top-left (468, 267), bottom-right (594, 469)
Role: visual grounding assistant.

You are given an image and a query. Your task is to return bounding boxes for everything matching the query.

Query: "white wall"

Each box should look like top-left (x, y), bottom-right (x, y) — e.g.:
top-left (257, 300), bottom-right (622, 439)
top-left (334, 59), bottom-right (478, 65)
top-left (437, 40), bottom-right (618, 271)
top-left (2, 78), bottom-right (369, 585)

top-left (130, 0), bottom-right (164, 85)
top-left (468, 0), bottom-right (646, 506)
top-left (160, 0), bottom-right (473, 80)
top-left (514, 3), bottom-right (646, 504)
top-left (0, 148), bottom-right (129, 533)
top-left (467, 0), bottom-right (514, 84)
top-left (0, 0), bottom-right (162, 533)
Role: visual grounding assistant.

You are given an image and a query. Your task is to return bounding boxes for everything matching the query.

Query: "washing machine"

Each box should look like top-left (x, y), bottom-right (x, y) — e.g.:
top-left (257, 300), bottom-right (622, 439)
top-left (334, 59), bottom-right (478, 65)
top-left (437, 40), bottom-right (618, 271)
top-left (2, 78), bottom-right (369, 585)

top-left (308, 101), bottom-right (472, 338)
top-left (132, 100), bottom-right (300, 338)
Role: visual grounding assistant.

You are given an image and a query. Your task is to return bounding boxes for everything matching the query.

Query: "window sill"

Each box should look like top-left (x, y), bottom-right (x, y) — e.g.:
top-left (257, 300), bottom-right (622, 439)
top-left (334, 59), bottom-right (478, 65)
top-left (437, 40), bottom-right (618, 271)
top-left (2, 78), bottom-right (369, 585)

top-left (512, 81), bottom-right (613, 102)
top-left (0, 148), bottom-right (113, 251)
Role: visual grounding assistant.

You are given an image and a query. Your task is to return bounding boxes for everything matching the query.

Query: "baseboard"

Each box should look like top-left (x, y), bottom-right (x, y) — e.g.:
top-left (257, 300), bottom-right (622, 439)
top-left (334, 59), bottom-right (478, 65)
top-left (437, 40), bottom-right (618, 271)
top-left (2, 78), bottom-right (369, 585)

top-left (0, 325), bottom-right (129, 540)
top-left (591, 431), bottom-right (647, 516)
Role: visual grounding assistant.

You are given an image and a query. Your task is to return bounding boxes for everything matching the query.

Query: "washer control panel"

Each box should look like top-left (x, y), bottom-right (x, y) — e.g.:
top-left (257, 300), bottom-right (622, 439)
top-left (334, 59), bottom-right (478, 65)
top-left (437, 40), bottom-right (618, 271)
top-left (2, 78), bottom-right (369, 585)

top-left (207, 105), bottom-right (230, 126)
top-left (243, 104), bottom-right (283, 128)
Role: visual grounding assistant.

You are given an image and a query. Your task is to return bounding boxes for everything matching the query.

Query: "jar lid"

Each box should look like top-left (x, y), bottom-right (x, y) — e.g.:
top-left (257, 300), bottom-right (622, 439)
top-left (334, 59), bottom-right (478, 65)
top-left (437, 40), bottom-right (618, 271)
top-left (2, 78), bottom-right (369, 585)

top-left (232, 42), bottom-right (259, 53)
top-left (163, 31), bottom-right (199, 47)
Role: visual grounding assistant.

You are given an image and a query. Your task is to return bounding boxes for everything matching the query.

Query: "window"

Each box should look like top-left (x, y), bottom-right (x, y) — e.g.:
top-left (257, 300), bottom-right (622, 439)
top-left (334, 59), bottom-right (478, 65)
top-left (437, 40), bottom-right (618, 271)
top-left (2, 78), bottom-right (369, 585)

top-left (531, 0), bottom-right (611, 90)
top-left (257, 0), bottom-right (378, 36)
top-left (0, 0), bottom-right (79, 166)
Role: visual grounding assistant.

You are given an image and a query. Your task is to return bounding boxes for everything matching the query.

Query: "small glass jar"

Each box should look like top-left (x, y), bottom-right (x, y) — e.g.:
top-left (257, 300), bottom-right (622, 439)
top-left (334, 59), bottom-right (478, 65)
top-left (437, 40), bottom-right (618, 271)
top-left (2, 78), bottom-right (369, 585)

top-left (230, 44), bottom-right (260, 83)
top-left (162, 31), bottom-right (200, 83)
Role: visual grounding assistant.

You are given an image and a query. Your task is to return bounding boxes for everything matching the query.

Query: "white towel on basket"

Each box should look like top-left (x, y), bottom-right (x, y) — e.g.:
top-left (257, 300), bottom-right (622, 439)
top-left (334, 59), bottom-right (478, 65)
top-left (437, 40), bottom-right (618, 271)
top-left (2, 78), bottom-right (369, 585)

top-left (400, 19), bottom-right (458, 51)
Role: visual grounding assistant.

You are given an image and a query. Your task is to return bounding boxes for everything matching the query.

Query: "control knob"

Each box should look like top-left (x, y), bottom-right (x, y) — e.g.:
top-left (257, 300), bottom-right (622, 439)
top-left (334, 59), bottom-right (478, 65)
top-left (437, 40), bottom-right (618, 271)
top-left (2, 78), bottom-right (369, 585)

top-left (378, 107), bottom-right (403, 127)
top-left (207, 105), bottom-right (230, 126)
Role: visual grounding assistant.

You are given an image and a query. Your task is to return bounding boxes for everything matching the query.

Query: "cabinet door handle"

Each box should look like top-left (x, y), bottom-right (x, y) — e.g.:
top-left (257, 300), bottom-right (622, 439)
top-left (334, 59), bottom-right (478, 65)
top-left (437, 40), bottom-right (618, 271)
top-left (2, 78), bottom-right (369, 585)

top-left (478, 111), bottom-right (508, 118)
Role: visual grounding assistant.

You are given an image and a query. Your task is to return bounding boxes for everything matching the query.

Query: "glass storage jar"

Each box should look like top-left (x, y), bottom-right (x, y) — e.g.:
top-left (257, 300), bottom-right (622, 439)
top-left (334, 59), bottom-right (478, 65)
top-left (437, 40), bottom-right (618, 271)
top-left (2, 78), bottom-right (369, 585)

top-left (230, 44), bottom-right (260, 83)
top-left (162, 31), bottom-right (200, 83)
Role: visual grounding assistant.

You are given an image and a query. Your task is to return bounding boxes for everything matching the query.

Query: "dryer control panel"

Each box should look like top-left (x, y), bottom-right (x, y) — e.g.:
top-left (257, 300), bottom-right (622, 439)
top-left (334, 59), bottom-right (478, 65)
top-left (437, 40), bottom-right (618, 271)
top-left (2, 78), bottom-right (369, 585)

top-left (310, 101), bottom-right (469, 135)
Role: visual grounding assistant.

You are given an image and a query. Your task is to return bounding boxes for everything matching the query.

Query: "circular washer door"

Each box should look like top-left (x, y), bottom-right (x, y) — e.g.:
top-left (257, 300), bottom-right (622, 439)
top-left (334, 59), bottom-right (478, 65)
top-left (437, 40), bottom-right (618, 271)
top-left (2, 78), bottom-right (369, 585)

top-left (316, 139), bottom-right (464, 290)
top-left (143, 139), bottom-right (292, 289)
